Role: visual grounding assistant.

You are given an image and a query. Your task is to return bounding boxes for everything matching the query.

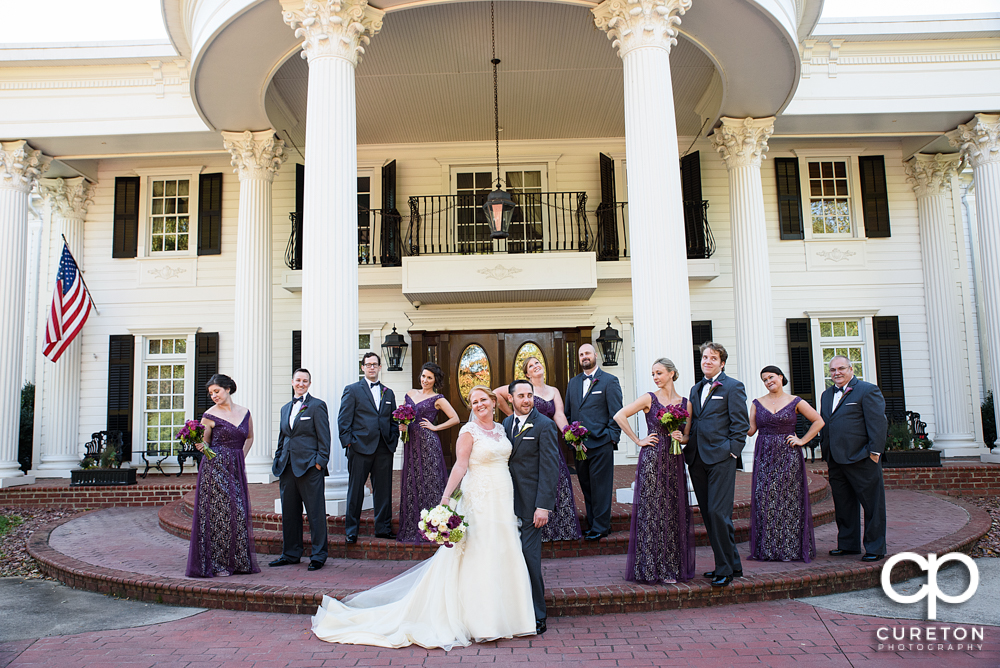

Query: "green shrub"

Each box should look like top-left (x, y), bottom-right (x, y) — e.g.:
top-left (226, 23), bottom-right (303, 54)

top-left (984, 392), bottom-right (997, 449)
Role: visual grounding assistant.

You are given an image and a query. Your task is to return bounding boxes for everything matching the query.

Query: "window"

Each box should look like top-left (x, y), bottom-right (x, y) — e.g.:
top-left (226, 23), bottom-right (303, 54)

top-left (149, 179), bottom-right (191, 252)
top-left (358, 176), bottom-right (372, 264)
top-left (455, 171), bottom-right (494, 255)
top-left (807, 161), bottom-right (851, 235)
top-left (507, 171), bottom-right (543, 254)
top-left (458, 344), bottom-right (491, 406)
top-left (819, 320), bottom-right (865, 387)
top-left (451, 166), bottom-right (548, 255)
top-left (118, 166), bottom-right (206, 259)
top-left (513, 342), bottom-right (545, 381)
top-left (144, 337), bottom-right (188, 456)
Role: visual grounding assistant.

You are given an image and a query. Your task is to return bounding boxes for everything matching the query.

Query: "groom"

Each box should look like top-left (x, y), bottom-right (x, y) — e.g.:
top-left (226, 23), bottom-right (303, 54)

top-left (504, 379), bottom-right (560, 635)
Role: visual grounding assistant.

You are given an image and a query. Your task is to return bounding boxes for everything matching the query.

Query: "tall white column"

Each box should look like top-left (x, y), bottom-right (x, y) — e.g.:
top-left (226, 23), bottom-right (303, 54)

top-left (593, 0), bottom-right (696, 387)
top-left (903, 154), bottom-right (978, 453)
top-left (949, 114), bottom-right (1000, 457)
top-left (223, 130), bottom-right (287, 483)
top-left (35, 177), bottom-right (95, 476)
top-left (0, 141), bottom-right (50, 486)
top-left (711, 117), bottom-right (776, 472)
top-left (282, 0), bottom-right (384, 512)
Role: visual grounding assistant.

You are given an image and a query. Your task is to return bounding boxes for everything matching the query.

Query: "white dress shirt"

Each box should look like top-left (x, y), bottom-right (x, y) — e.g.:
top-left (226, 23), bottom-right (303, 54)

top-left (700, 376), bottom-right (716, 407)
top-left (831, 385), bottom-right (846, 411)
top-left (289, 393), bottom-right (308, 427)
top-left (582, 373), bottom-right (594, 399)
top-left (369, 381), bottom-right (382, 408)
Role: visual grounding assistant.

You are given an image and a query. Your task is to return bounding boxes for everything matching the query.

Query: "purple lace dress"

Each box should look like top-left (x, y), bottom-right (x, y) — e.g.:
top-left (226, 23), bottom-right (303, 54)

top-left (535, 396), bottom-right (583, 542)
top-left (626, 394), bottom-right (695, 583)
top-left (397, 394), bottom-right (449, 543)
top-left (185, 412), bottom-right (260, 577)
top-left (749, 397), bottom-right (816, 562)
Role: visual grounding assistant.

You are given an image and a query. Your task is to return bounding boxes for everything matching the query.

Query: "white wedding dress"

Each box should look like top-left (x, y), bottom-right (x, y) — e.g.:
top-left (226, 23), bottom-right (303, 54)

top-left (312, 421), bottom-right (535, 650)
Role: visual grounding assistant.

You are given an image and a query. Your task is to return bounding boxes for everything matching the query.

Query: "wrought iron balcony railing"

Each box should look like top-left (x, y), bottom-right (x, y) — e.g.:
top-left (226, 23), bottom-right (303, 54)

top-left (285, 208), bottom-right (403, 270)
top-left (594, 199), bottom-right (715, 261)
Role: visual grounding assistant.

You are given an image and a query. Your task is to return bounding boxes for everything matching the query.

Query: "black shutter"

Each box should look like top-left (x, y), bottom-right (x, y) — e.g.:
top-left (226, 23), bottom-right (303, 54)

top-left (292, 330), bottom-right (302, 374)
top-left (599, 153), bottom-right (616, 204)
top-left (859, 155), bottom-right (891, 238)
top-left (107, 335), bottom-right (135, 460)
top-left (197, 173), bottom-right (223, 255)
top-left (293, 163), bottom-right (304, 270)
top-left (691, 321), bottom-right (713, 384)
top-left (380, 160), bottom-right (401, 267)
top-left (597, 153), bottom-right (619, 261)
top-left (194, 333), bottom-right (219, 421)
top-left (874, 316), bottom-right (906, 422)
top-left (786, 318), bottom-right (818, 446)
top-left (680, 152), bottom-right (707, 258)
top-left (775, 158), bottom-right (804, 240)
top-left (112, 177), bottom-right (139, 258)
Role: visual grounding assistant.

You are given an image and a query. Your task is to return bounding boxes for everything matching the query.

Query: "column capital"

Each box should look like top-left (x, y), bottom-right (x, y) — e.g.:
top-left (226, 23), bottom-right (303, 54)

top-left (280, 0), bottom-right (384, 65)
top-left (222, 130), bottom-right (287, 182)
top-left (38, 176), bottom-right (95, 219)
top-left (947, 113), bottom-right (1000, 168)
top-left (710, 117), bottom-right (775, 170)
top-left (904, 153), bottom-right (962, 198)
top-left (592, 0), bottom-right (692, 58)
top-left (0, 140), bottom-right (51, 193)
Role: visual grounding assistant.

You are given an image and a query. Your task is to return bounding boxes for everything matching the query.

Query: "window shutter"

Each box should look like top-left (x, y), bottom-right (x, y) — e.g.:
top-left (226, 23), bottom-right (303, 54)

top-left (107, 335), bottom-right (135, 460)
top-left (873, 316), bottom-right (906, 422)
top-left (293, 163), bottom-right (304, 270)
top-left (786, 318), bottom-right (818, 445)
top-left (597, 153), bottom-right (619, 261)
top-left (680, 152), bottom-right (707, 258)
top-left (775, 158), bottom-right (804, 240)
top-left (859, 155), bottom-right (891, 238)
top-left (599, 153), bottom-right (616, 204)
top-left (112, 177), bottom-right (139, 258)
top-left (292, 330), bottom-right (302, 374)
top-left (194, 333), bottom-right (219, 421)
top-left (197, 173), bottom-right (223, 255)
top-left (380, 160), bottom-right (401, 267)
top-left (691, 320), bottom-right (713, 384)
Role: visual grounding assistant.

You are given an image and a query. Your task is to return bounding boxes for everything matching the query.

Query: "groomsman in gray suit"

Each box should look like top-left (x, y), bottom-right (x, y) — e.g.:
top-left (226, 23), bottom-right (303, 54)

top-left (564, 343), bottom-right (623, 541)
top-left (820, 355), bottom-right (888, 562)
top-left (684, 342), bottom-right (748, 587)
top-left (271, 368), bottom-right (331, 571)
top-left (338, 352), bottom-right (399, 543)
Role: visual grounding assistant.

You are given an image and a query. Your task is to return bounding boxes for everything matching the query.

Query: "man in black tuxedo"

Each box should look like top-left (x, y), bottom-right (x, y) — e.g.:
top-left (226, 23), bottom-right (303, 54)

top-left (270, 368), bottom-right (331, 571)
top-left (564, 343), bottom-right (623, 541)
top-left (337, 351), bottom-right (399, 543)
top-left (503, 379), bottom-right (561, 635)
top-left (684, 342), bottom-right (748, 587)
top-left (820, 355), bottom-right (888, 562)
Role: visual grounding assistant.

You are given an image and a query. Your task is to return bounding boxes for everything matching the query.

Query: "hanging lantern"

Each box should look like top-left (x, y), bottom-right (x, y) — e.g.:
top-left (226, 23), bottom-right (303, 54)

top-left (483, 189), bottom-right (516, 239)
top-left (381, 325), bottom-right (408, 372)
top-left (596, 320), bottom-right (623, 367)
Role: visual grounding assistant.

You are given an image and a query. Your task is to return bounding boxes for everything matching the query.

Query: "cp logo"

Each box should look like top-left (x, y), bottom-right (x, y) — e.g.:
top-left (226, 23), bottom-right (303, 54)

top-left (881, 552), bottom-right (979, 620)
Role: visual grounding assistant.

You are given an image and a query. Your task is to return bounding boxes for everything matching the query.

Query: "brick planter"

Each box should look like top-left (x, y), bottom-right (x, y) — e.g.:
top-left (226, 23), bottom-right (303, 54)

top-left (70, 468), bottom-right (138, 487)
top-left (881, 449), bottom-right (942, 468)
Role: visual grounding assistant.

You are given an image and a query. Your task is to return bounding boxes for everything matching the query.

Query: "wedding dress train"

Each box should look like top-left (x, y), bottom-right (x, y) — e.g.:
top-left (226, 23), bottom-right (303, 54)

top-left (312, 422), bottom-right (535, 650)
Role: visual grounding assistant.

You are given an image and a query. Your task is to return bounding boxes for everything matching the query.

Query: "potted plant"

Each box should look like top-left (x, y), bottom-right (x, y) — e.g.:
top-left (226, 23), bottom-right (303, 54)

top-left (71, 431), bottom-right (137, 486)
top-left (881, 418), bottom-right (941, 468)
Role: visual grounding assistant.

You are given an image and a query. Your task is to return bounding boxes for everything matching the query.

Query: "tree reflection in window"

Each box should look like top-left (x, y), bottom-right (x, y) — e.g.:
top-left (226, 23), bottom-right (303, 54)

top-left (513, 343), bottom-right (545, 381)
top-left (459, 344), bottom-right (491, 407)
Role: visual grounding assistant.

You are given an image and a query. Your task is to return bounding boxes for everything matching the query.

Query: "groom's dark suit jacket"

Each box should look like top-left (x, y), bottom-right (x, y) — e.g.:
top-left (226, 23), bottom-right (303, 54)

top-left (820, 377), bottom-right (888, 465)
top-left (563, 367), bottom-right (623, 449)
top-left (337, 380), bottom-right (398, 454)
top-left (272, 394), bottom-right (331, 478)
top-left (504, 408), bottom-right (561, 520)
top-left (684, 372), bottom-right (749, 466)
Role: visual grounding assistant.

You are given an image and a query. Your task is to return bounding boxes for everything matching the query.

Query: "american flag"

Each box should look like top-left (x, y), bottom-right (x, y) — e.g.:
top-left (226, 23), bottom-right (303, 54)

top-left (43, 243), bottom-right (93, 363)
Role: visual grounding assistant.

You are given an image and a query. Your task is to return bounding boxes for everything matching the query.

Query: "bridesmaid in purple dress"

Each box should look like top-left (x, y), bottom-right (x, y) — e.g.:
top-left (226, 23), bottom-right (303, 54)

top-left (397, 363), bottom-right (460, 543)
top-left (186, 374), bottom-right (260, 578)
top-left (496, 356), bottom-right (583, 542)
top-left (614, 358), bottom-right (695, 583)
top-left (747, 365), bottom-right (825, 563)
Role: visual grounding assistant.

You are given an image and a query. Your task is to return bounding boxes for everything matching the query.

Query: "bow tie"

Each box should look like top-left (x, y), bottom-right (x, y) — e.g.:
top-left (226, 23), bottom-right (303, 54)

top-left (370, 382), bottom-right (380, 389)
top-left (584, 374), bottom-right (593, 382)
top-left (293, 396), bottom-right (305, 404)
top-left (834, 386), bottom-right (845, 394)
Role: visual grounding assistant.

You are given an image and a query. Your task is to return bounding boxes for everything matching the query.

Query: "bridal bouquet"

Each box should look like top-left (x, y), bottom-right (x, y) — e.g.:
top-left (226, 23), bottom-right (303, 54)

top-left (562, 421), bottom-right (590, 461)
top-left (655, 403), bottom-right (690, 455)
top-left (177, 419), bottom-right (216, 460)
top-left (419, 492), bottom-right (467, 548)
top-left (392, 404), bottom-right (417, 443)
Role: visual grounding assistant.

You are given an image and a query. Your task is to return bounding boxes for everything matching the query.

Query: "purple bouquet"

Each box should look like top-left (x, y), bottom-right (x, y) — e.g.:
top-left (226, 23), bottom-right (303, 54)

top-left (562, 421), bottom-right (590, 461)
top-left (177, 419), bottom-right (215, 460)
top-left (419, 495), bottom-right (468, 548)
top-left (655, 403), bottom-right (689, 455)
top-left (392, 404), bottom-right (417, 443)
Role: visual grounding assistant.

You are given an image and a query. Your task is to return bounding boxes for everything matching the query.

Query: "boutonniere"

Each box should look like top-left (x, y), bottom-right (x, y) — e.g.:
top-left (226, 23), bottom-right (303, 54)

top-left (843, 386), bottom-right (853, 396)
top-left (517, 422), bottom-right (533, 436)
top-left (711, 381), bottom-right (723, 390)
top-left (299, 402), bottom-right (309, 411)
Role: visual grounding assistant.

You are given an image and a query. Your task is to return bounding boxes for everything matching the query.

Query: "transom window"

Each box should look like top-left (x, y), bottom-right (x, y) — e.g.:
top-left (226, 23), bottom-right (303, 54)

top-left (148, 338), bottom-right (186, 356)
top-left (149, 179), bottom-right (190, 252)
top-left (820, 319), bottom-right (865, 387)
top-left (808, 161), bottom-right (850, 234)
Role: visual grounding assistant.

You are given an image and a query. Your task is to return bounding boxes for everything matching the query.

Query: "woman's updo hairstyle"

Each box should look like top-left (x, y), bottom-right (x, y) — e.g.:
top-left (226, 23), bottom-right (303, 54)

top-left (206, 373), bottom-right (237, 394)
top-left (760, 365), bottom-right (789, 386)
top-left (421, 362), bottom-right (444, 392)
top-left (652, 357), bottom-right (679, 382)
top-left (468, 385), bottom-right (497, 405)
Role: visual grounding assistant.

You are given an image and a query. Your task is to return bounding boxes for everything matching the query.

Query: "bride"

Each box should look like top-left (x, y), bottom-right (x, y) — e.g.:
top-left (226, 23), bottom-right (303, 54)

top-left (312, 386), bottom-right (536, 650)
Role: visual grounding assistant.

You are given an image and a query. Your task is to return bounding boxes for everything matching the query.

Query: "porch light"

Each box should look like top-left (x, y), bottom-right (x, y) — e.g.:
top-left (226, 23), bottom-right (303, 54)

top-left (596, 320), bottom-right (623, 367)
top-left (381, 325), bottom-right (408, 372)
top-left (483, 1), bottom-right (516, 239)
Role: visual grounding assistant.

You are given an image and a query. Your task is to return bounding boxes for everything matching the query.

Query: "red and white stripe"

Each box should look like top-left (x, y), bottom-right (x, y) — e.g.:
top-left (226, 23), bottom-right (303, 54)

top-left (42, 258), bottom-right (92, 363)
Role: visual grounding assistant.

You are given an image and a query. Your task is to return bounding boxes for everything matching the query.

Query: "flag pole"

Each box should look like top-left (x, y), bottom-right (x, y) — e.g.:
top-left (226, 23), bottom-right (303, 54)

top-left (60, 234), bottom-right (100, 316)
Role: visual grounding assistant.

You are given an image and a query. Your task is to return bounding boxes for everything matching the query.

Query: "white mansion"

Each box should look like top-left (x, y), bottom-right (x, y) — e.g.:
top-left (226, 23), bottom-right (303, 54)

top-left (1, 1), bottom-right (999, 502)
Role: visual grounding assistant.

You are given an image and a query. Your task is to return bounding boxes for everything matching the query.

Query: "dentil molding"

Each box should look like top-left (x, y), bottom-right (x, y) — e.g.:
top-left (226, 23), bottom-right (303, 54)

top-left (281, 0), bottom-right (384, 66)
top-left (904, 153), bottom-right (962, 198)
top-left (710, 117), bottom-right (776, 170)
top-left (38, 177), bottom-right (95, 219)
top-left (592, 0), bottom-right (692, 58)
top-left (948, 113), bottom-right (1000, 169)
top-left (0, 140), bottom-right (51, 193)
top-left (222, 130), bottom-right (287, 182)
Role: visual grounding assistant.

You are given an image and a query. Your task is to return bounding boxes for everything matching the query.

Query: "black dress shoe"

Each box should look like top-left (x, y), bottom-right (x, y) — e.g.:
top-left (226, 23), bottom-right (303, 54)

top-left (345, 534), bottom-right (357, 544)
top-left (861, 553), bottom-right (884, 562)
top-left (308, 560), bottom-right (324, 571)
top-left (711, 574), bottom-right (734, 587)
top-left (829, 549), bottom-right (862, 557)
top-left (268, 557), bottom-right (299, 567)
top-left (375, 532), bottom-right (397, 540)
top-left (584, 530), bottom-right (609, 541)
top-left (704, 570), bottom-right (742, 579)
top-left (535, 619), bottom-right (547, 635)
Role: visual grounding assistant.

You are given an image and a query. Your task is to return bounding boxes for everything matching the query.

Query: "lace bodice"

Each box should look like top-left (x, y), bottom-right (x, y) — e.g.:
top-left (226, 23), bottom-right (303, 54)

top-left (457, 421), bottom-right (514, 515)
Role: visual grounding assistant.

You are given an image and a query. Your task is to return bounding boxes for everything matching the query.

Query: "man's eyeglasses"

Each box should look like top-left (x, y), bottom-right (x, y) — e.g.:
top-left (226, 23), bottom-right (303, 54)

top-left (362, 362), bottom-right (380, 368)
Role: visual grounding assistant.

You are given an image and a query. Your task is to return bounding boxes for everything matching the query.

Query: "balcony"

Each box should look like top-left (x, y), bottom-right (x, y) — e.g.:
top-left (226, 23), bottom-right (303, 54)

top-left (595, 200), bottom-right (715, 261)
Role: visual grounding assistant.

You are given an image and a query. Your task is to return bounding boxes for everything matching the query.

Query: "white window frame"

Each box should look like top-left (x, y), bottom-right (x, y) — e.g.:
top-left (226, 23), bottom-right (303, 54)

top-left (133, 166), bottom-right (205, 259)
top-left (804, 309), bottom-right (879, 398)
top-left (792, 149), bottom-right (867, 240)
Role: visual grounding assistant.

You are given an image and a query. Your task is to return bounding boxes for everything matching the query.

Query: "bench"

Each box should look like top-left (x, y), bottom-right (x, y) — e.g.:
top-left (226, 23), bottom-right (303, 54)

top-left (82, 430), bottom-right (124, 468)
top-left (141, 443), bottom-right (202, 478)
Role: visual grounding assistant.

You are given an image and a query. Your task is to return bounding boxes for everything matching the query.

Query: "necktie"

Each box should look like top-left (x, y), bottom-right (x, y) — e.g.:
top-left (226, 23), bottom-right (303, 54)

top-left (513, 417), bottom-right (521, 435)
